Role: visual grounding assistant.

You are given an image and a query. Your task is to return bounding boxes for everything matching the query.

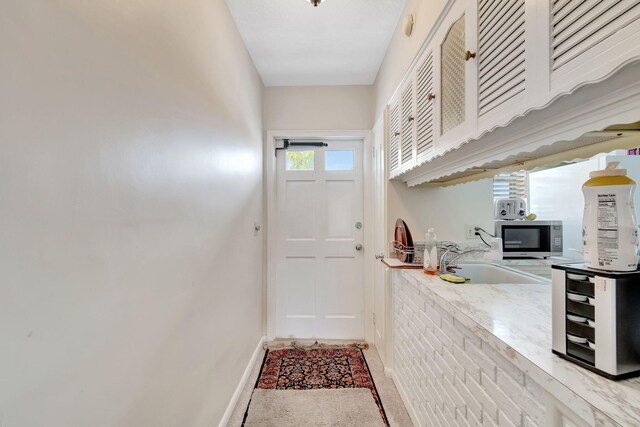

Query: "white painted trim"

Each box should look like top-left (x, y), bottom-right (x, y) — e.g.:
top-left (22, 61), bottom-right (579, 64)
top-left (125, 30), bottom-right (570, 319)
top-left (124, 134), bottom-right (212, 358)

top-left (218, 335), bottom-right (266, 427)
top-left (362, 131), bottom-right (375, 344)
top-left (372, 113), bottom-right (388, 365)
top-left (265, 130), bottom-right (374, 342)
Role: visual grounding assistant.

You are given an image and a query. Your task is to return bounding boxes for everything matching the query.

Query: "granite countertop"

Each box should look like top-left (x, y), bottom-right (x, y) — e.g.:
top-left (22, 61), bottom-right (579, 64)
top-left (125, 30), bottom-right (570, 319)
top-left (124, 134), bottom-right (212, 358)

top-left (397, 267), bottom-right (640, 426)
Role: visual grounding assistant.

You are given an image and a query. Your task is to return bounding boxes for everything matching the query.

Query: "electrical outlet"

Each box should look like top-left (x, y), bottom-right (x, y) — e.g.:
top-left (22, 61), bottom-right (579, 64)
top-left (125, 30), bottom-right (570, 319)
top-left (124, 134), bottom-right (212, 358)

top-left (465, 224), bottom-right (482, 239)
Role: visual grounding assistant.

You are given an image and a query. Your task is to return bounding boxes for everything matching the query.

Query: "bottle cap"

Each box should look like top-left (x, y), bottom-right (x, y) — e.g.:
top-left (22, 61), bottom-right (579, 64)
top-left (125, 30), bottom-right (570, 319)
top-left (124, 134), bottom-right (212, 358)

top-left (589, 161), bottom-right (627, 178)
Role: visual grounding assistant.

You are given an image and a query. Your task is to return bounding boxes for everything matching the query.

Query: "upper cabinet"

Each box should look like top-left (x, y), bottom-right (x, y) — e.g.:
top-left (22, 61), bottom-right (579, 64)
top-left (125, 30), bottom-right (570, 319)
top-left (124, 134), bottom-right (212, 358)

top-left (388, 49), bottom-right (437, 179)
top-left (387, 0), bottom-right (640, 183)
top-left (400, 79), bottom-right (416, 169)
top-left (549, 0), bottom-right (640, 92)
top-left (435, 0), bottom-right (478, 155)
top-left (415, 51), bottom-right (436, 164)
top-left (388, 100), bottom-right (401, 176)
top-left (477, 0), bottom-right (526, 120)
top-left (440, 15), bottom-right (466, 134)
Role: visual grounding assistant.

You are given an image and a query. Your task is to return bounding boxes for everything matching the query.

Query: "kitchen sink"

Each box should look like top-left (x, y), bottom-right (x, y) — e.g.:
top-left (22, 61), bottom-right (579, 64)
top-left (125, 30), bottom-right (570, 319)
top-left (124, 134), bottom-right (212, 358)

top-left (448, 263), bottom-right (547, 284)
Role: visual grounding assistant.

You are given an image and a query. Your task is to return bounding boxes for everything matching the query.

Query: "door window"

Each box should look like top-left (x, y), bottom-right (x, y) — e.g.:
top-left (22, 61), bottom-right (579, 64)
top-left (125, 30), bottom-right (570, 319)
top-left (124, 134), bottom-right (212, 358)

top-left (325, 150), bottom-right (354, 171)
top-left (286, 151), bottom-right (315, 171)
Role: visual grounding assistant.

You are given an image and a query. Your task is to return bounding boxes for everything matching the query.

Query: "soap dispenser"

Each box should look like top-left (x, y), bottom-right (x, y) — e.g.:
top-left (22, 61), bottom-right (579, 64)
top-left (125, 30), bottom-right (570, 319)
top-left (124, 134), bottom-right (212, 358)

top-left (424, 228), bottom-right (438, 275)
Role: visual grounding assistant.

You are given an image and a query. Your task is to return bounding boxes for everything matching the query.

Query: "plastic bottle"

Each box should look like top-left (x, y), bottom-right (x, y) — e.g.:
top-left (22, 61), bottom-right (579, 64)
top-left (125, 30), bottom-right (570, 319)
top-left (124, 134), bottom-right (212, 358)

top-left (582, 162), bottom-right (638, 271)
top-left (424, 228), bottom-right (438, 275)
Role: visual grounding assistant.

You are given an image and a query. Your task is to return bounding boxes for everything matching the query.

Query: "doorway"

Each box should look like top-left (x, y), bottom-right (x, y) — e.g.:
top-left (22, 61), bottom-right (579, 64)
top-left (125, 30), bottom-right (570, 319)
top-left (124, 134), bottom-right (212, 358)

top-left (273, 138), bottom-right (365, 339)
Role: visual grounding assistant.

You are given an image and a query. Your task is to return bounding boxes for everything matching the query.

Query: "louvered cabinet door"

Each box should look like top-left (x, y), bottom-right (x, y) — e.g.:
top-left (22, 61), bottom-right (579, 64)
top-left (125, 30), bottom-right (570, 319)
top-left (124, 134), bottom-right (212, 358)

top-left (440, 15), bottom-right (466, 136)
top-left (550, 0), bottom-right (640, 93)
top-left (415, 51), bottom-right (436, 164)
top-left (434, 0), bottom-right (478, 156)
top-left (399, 79), bottom-right (416, 171)
top-left (388, 101), bottom-right (401, 178)
top-left (477, 0), bottom-right (526, 118)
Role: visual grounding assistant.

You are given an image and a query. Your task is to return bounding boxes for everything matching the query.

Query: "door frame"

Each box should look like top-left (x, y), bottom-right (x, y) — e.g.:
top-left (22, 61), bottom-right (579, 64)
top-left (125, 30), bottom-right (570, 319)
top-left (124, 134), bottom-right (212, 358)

top-left (372, 114), bottom-right (388, 363)
top-left (265, 130), bottom-right (374, 342)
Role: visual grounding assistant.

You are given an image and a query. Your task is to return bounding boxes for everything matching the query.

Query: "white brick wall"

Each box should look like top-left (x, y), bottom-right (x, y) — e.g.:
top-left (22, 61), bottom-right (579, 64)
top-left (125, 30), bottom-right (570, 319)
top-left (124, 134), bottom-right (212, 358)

top-left (391, 273), bottom-right (622, 427)
top-left (393, 273), bottom-right (545, 427)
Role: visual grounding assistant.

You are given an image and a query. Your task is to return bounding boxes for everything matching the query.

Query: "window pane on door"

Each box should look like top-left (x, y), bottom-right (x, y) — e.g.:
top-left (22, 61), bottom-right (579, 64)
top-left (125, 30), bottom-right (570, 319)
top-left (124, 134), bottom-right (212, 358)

top-left (286, 151), bottom-right (315, 171)
top-left (326, 150), bottom-right (354, 171)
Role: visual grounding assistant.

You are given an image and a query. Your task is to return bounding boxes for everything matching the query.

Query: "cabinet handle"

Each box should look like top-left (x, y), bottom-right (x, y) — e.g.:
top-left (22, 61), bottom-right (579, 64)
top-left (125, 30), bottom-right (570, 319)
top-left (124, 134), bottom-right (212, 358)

top-left (408, 115), bottom-right (415, 122)
top-left (394, 131), bottom-right (401, 136)
top-left (465, 50), bottom-right (476, 61)
top-left (427, 92), bottom-right (436, 101)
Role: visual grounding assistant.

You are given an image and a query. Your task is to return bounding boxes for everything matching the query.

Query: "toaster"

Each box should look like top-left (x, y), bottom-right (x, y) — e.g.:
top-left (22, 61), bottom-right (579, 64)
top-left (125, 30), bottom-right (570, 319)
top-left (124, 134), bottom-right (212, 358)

top-left (494, 198), bottom-right (527, 220)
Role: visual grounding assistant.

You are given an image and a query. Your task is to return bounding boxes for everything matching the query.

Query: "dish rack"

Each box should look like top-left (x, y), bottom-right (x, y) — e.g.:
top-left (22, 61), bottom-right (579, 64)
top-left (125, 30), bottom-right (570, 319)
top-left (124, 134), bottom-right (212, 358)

top-left (389, 241), bottom-right (460, 265)
top-left (390, 241), bottom-right (426, 265)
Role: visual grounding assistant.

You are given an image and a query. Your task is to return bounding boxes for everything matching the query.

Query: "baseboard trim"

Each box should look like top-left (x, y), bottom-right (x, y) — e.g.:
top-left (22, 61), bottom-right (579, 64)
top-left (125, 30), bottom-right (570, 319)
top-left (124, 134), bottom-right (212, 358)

top-left (218, 335), bottom-right (266, 427)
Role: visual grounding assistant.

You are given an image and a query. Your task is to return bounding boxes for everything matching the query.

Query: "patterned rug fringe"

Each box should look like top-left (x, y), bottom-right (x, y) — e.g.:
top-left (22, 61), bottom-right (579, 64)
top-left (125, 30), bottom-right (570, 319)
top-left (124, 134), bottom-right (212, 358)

top-left (263, 340), bottom-right (369, 351)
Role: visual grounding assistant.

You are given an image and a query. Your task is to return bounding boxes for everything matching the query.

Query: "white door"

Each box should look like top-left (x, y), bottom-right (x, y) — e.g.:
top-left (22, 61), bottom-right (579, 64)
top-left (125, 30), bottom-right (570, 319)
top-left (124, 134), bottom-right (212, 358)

top-left (275, 139), bottom-right (364, 339)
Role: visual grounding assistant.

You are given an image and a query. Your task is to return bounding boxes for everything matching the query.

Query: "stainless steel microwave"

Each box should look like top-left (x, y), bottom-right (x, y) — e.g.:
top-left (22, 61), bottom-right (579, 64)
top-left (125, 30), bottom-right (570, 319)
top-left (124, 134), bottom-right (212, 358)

top-left (495, 220), bottom-right (563, 258)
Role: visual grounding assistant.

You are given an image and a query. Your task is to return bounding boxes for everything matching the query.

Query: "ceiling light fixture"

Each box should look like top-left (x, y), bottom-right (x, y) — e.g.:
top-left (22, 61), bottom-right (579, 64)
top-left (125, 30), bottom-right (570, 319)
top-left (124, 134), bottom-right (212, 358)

top-left (307, 0), bottom-right (325, 7)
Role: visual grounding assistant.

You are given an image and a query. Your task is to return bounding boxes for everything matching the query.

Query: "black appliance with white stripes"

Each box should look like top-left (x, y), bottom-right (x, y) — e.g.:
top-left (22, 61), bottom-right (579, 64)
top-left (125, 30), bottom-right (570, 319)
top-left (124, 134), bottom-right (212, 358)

top-left (552, 263), bottom-right (640, 379)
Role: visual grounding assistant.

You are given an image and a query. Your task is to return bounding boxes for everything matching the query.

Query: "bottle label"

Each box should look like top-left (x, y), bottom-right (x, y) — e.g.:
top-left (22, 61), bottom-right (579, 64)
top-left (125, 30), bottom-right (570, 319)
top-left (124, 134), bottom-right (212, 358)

top-left (597, 193), bottom-right (618, 267)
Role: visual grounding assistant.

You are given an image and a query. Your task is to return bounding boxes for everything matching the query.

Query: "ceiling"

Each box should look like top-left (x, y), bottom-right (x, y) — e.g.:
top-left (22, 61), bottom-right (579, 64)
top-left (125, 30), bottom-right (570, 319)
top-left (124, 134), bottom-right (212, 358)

top-left (225, 0), bottom-right (406, 86)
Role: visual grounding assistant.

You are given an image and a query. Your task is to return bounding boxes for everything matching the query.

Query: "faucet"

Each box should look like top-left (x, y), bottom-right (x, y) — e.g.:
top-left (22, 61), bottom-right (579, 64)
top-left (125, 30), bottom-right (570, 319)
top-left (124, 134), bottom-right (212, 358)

top-left (439, 248), bottom-right (490, 274)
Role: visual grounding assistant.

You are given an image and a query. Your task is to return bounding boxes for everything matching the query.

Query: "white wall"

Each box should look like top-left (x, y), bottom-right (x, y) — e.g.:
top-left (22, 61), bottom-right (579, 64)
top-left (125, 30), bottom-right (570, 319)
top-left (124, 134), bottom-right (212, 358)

top-left (529, 161), bottom-right (598, 260)
top-left (387, 179), bottom-right (495, 245)
top-left (263, 85), bottom-right (374, 131)
top-left (0, 1), bottom-right (263, 426)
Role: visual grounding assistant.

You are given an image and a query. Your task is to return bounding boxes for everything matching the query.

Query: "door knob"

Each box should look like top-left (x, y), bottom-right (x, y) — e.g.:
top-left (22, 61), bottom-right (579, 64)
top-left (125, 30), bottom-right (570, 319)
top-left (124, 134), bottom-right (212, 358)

top-left (375, 253), bottom-right (384, 259)
top-left (355, 244), bottom-right (363, 251)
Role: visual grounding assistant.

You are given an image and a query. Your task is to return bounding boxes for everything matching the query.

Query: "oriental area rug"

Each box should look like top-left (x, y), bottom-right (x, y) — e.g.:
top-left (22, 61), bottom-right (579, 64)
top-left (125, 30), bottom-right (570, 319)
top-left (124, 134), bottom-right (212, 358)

top-left (242, 346), bottom-right (389, 426)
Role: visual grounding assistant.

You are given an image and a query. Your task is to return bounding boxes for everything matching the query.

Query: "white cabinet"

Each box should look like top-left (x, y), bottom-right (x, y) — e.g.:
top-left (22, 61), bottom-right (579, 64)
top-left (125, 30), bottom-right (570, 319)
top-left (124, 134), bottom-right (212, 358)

top-left (388, 99), bottom-right (401, 177)
top-left (440, 15), bottom-right (466, 134)
top-left (415, 50), bottom-right (436, 165)
top-left (550, 0), bottom-right (640, 95)
top-left (433, 0), bottom-right (478, 155)
top-left (475, 0), bottom-right (528, 134)
top-left (477, 0), bottom-right (526, 117)
top-left (387, 77), bottom-right (416, 178)
top-left (388, 53), bottom-right (436, 177)
top-left (386, 0), bottom-right (640, 185)
top-left (399, 79), bottom-right (416, 171)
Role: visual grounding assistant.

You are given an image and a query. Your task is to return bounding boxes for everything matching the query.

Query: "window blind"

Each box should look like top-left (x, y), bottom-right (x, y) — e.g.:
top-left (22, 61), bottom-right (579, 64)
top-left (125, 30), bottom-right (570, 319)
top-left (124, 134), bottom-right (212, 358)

top-left (493, 170), bottom-right (528, 199)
